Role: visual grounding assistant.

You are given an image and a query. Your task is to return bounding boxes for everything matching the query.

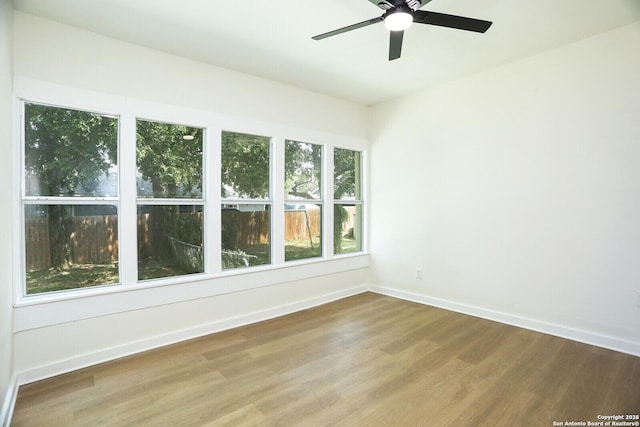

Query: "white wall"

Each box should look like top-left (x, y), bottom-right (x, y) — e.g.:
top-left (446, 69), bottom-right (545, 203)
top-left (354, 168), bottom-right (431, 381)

top-left (14, 269), bottom-right (368, 381)
top-left (0, 1), bottom-right (15, 424)
top-left (11, 11), bottom-right (371, 384)
top-left (10, 6), bottom-right (639, 405)
top-left (369, 22), bottom-right (640, 355)
top-left (13, 12), bottom-right (367, 140)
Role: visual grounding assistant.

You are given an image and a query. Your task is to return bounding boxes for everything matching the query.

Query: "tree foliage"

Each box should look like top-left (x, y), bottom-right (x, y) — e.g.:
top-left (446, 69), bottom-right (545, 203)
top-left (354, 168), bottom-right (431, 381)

top-left (24, 105), bottom-right (362, 271)
top-left (333, 148), bottom-right (360, 252)
top-left (25, 103), bottom-right (118, 197)
top-left (221, 131), bottom-right (270, 199)
top-left (136, 120), bottom-right (203, 197)
top-left (25, 104), bottom-right (118, 269)
top-left (25, 106), bottom-right (206, 270)
top-left (285, 140), bottom-right (321, 200)
top-left (136, 121), bottom-right (204, 264)
top-left (333, 147), bottom-right (359, 200)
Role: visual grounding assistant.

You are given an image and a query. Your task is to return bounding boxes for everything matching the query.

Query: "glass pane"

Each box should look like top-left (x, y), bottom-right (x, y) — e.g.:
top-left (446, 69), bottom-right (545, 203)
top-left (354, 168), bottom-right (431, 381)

top-left (285, 140), bottom-right (322, 201)
top-left (221, 204), bottom-right (271, 270)
top-left (285, 204), bottom-right (322, 261)
top-left (24, 103), bottom-right (118, 197)
top-left (221, 131), bottom-right (270, 199)
top-left (137, 205), bottom-right (204, 280)
top-left (136, 120), bottom-right (203, 198)
top-left (24, 204), bottom-right (119, 295)
top-left (334, 204), bottom-right (362, 254)
top-left (334, 148), bottom-right (361, 201)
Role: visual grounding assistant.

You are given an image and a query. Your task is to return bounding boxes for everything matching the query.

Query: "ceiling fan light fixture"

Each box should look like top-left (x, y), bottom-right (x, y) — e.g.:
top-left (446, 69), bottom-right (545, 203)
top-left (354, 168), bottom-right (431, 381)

top-left (384, 9), bottom-right (413, 31)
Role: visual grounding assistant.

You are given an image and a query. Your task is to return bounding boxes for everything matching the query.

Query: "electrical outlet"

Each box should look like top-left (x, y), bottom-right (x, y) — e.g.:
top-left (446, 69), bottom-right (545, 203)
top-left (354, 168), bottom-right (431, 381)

top-left (416, 268), bottom-right (423, 280)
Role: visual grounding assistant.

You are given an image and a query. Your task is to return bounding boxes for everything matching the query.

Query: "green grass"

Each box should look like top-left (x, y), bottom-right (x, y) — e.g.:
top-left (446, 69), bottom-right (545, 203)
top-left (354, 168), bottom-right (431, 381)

top-left (25, 240), bottom-right (354, 294)
top-left (285, 237), bottom-right (322, 261)
top-left (26, 258), bottom-right (190, 294)
top-left (236, 243), bottom-right (270, 267)
top-left (335, 237), bottom-right (358, 254)
top-left (138, 257), bottom-right (193, 281)
top-left (235, 237), bottom-right (324, 266)
top-left (26, 263), bottom-right (120, 295)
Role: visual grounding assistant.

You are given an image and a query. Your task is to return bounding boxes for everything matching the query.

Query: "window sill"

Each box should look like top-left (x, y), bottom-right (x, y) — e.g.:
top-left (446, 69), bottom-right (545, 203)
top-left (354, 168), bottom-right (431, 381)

top-left (13, 253), bottom-right (370, 332)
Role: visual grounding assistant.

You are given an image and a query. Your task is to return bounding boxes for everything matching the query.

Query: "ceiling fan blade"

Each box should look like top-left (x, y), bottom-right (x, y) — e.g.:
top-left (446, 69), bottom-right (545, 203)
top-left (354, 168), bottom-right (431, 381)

top-left (312, 17), bottom-right (384, 40)
top-left (389, 30), bottom-right (404, 61)
top-left (413, 10), bottom-right (492, 33)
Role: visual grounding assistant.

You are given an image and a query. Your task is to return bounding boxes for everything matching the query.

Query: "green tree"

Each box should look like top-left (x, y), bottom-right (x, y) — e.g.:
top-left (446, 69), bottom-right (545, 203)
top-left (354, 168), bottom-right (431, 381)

top-left (285, 140), bottom-right (321, 199)
top-left (333, 148), bottom-right (360, 252)
top-left (333, 148), bottom-right (358, 200)
top-left (24, 103), bottom-right (118, 269)
top-left (25, 106), bottom-right (204, 272)
top-left (136, 120), bottom-right (203, 263)
top-left (221, 132), bottom-right (270, 251)
top-left (136, 120), bottom-right (203, 198)
top-left (221, 131), bottom-right (270, 199)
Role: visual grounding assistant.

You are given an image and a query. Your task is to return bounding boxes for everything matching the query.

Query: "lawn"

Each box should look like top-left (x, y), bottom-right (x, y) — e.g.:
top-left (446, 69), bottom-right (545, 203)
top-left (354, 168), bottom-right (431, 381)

top-left (26, 238), bottom-right (357, 294)
top-left (26, 263), bottom-right (120, 295)
top-left (26, 259), bottom-right (190, 294)
top-left (233, 237), bottom-right (325, 267)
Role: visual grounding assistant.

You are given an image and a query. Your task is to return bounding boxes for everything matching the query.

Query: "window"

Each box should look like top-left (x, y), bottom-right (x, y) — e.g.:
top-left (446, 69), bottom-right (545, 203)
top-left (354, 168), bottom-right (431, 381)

top-left (23, 103), bottom-right (119, 294)
top-left (285, 140), bottom-right (322, 261)
top-left (334, 148), bottom-right (363, 254)
top-left (221, 131), bottom-right (271, 269)
top-left (136, 119), bottom-right (204, 280)
top-left (19, 94), bottom-right (367, 300)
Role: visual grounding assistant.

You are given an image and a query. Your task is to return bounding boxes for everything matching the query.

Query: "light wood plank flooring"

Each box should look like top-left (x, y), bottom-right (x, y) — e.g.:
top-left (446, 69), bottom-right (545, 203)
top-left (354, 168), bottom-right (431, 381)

top-left (11, 293), bottom-right (640, 426)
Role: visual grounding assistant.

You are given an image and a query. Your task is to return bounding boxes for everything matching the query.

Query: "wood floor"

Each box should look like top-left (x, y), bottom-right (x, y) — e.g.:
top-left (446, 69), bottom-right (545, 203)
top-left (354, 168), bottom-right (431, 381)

top-left (11, 293), bottom-right (640, 426)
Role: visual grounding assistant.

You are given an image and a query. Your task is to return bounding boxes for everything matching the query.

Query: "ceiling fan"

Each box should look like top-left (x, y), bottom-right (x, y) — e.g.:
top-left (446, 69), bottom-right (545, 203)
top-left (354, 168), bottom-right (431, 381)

top-left (312, 0), bottom-right (492, 61)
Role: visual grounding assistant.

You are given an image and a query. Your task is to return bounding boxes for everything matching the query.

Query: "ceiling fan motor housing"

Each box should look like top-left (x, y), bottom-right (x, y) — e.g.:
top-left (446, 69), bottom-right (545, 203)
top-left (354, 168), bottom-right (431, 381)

top-left (374, 0), bottom-right (428, 11)
top-left (316, 0), bottom-right (492, 61)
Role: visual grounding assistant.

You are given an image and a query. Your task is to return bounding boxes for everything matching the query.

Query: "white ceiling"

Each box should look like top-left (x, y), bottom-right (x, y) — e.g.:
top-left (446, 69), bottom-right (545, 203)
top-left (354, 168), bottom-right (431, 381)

top-left (11, 0), bottom-right (640, 106)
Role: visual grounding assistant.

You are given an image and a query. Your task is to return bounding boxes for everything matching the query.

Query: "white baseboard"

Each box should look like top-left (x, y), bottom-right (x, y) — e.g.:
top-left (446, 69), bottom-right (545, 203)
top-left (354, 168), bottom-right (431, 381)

top-left (370, 286), bottom-right (640, 357)
top-left (12, 283), bottom-right (638, 402)
top-left (0, 374), bottom-right (17, 427)
top-left (16, 285), bottom-right (368, 386)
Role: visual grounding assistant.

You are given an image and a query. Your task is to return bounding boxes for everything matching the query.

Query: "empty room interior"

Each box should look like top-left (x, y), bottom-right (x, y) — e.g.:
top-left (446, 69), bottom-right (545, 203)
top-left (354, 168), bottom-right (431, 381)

top-left (1, 0), bottom-right (639, 425)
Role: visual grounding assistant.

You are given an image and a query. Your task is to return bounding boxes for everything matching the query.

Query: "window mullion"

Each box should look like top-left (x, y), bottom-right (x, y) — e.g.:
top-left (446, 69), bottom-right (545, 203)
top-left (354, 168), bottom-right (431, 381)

top-left (272, 136), bottom-right (285, 265)
top-left (119, 113), bottom-right (138, 287)
top-left (361, 149), bottom-right (368, 253)
top-left (324, 144), bottom-right (334, 258)
top-left (17, 100), bottom-right (26, 300)
top-left (207, 125), bottom-right (222, 274)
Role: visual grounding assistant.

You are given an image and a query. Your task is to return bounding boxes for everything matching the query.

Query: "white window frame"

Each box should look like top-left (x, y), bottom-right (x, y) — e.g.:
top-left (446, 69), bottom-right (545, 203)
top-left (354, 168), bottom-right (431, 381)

top-left (283, 139), bottom-right (325, 262)
top-left (12, 79), bottom-right (369, 330)
top-left (333, 147), bottom-right (365, 255)
top-left (220, 129), bottom-right (274, 270)
top-left (134, 117), bottom-right (207, 282)
top-left (19, 100), bottom-right (122, 297)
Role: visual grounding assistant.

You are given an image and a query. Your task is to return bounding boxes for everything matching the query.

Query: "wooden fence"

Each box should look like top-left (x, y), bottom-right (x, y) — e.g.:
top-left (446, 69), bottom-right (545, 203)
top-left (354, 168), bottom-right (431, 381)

top-left (284, 209), bottom-right (321, 241)
top-left (25, 209), bottom-right (323, 271)
top-left (222, 208), bottom-right (322, 246)
top-left (24, 218), bottom-right (53, 272)
top-left (25, 216), bottom-right (119, 272)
